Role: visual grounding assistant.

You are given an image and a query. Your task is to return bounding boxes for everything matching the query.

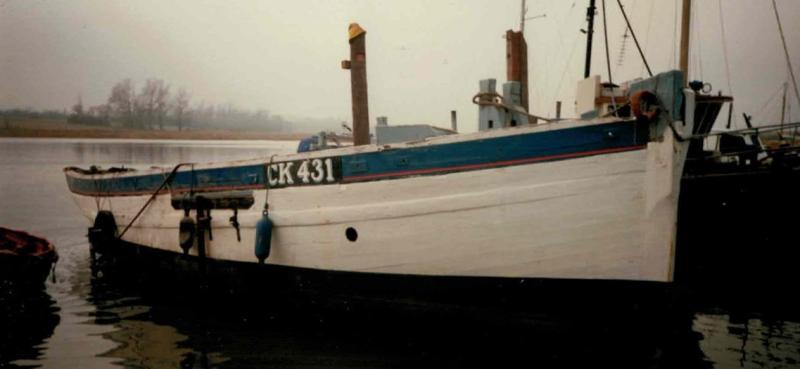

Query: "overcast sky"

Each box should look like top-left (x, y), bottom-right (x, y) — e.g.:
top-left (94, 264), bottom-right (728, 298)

top-left (1, 0), bottom-right (798, 132)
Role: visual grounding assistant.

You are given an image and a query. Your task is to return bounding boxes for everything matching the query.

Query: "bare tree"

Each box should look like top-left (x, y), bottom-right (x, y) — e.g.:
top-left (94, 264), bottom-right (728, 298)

top-left (71, 94), bottom-right (84, 117)
top-left (154, 81), bottom-right (170, 130)
top-left (137, 79), bottom-right (158, 129)
top-left (108, 79), bottom-right (134, 127)
top-left (174, 88), bottom-right (191, 131)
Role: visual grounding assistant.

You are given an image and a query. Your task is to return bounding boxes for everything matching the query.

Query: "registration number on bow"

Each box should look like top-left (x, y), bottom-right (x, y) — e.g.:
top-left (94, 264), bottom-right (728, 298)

top-left (265, 157), bottom-right (342, 188)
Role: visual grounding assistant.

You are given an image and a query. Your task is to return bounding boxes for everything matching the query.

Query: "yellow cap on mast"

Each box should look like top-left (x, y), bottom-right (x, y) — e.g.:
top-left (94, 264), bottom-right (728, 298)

top-left (348, 23), bottom-right (365, 40)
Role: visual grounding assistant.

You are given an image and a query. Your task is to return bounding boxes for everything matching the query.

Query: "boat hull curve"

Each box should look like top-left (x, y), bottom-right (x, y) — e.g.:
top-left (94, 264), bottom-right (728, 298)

top-left (65, 116), bottom-right (691, 283)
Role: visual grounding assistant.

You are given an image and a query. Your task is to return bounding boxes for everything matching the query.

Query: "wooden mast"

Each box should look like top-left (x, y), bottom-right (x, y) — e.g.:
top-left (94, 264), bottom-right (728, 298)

top-left (342, 23), bottom-right (370, 146)
top-left (679, 0), bottom-right (691, 86)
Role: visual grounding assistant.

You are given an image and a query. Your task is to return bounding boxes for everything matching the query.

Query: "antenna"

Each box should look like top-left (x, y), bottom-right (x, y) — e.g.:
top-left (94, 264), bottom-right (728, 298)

top-left (519, 0), bottom-right (546, 33)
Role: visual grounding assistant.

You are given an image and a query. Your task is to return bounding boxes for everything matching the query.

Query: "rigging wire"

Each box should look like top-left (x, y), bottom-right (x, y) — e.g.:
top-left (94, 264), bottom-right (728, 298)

top-left (718, 0), bottom-right (733, 95)
top-left (552, 31), bottom-right (582, 111)
top-left (601, 0), bottom-right (613, 85)
top-left (638, 0), bottom-right (655, 77)
top-left (616, 0), bottom-right (652, 77)
top-left (670, 0), bottom-right (678, 69)
top-left (614, 0), bottom-right (637, 71)
top-left (771, 0), bottom-right (800, 110)
top-left (718, 0), bottom-right (735, 128)
top-left (545, 1), bottom-right (581, 114)
top-left (617, 27), bottom-right (629, 67)
top-left (691, 2), bottom-right (704, 81)
top-left (753, 83), bottom-right (787, 121)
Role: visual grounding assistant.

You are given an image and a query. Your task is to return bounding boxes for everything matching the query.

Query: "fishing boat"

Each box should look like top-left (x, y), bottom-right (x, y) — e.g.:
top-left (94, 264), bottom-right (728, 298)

top-left (64, 5), bottom-right (705, 305)
top-left (0, 227), bottom-right (58, 286)
top-left (670, 0), bottom-right (800, 290)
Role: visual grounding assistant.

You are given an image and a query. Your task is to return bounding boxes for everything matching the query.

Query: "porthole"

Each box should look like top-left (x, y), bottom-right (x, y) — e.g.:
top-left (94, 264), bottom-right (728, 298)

top-left (345, 227), bottom-right (358, 242)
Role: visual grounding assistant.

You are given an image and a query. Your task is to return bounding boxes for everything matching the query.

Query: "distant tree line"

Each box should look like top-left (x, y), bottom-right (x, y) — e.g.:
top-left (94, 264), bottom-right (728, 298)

top-left (2, 78), bottom-right (349, 133)
top-left (0, 78), bottom-right (290, 132)
top-left (0, 108), bottom-right (66, 121)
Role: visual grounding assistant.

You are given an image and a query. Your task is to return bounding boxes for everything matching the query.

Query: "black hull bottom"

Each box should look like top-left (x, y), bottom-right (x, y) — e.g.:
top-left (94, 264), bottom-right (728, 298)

top-left (86, 243), bottom-right (713, 368)
top-left (675, 167), bottom-right (800, 318)
top-left (92, 239), bottom-right (683, 317)
top-left (0, 255), bottom-right (55, 287)
top-left (677, 169), bottom-right (800, 282)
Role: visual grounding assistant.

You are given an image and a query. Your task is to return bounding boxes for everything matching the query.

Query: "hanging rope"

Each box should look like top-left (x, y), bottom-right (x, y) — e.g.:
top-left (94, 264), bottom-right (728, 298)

top-left (616, 0), bottom-right (653, 77)
top-left (718, 0), bottom-right (733, 95)
top-left (772, 0), bottom-right (800, 110)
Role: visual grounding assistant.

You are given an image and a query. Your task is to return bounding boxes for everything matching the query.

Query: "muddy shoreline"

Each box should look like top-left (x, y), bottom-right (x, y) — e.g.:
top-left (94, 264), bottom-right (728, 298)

top-left (0, 119), bottom-right (307, 141)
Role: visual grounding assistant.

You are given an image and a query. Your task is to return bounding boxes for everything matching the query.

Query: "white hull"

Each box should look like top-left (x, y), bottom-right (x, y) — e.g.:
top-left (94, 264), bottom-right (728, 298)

top-left (69, 121), bottom-right (690, 282)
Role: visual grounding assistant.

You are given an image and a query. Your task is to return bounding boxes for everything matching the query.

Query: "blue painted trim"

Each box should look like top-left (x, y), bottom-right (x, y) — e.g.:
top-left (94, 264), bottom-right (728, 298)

top-left (65, 120), bottom-right (649, 197)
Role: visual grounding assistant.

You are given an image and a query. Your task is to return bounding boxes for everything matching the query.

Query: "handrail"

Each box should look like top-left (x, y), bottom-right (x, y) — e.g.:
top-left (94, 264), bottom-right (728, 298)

top-left (685, 121), bottom-right (800, 140)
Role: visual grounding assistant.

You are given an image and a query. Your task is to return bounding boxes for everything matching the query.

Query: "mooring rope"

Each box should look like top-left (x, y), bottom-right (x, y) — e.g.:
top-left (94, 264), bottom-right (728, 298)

top-left (471, 92), bottom-right (554, 122)
top-left (118, 163), bottom-right (191, 240)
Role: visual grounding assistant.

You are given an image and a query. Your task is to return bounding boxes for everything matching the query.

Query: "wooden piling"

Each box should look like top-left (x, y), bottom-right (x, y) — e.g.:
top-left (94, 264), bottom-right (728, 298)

top-left (343, 23), bottom-right (370, 146)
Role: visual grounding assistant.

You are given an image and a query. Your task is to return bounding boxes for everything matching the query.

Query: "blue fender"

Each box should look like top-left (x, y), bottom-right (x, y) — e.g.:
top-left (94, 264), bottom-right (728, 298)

top-left (254, 210), bottom-right (273, 264)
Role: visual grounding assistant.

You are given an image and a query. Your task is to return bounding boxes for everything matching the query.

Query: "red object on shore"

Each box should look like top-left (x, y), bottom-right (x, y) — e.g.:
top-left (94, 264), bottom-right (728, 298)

top-left (0, 227), bottom-right (58, 286)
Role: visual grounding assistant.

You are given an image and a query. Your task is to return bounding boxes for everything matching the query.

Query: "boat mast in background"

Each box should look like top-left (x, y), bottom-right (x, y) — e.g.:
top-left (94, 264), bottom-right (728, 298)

top-left (516, 0), bottom-right (545, 118)
top-left (771, 0), bottom-right (800, 119)
top-left (583, 0), bottom-right (597, 78)
top-left (679, 0), bottom-right (691, 86)
top-left (781, 82), bottom-right (788, 136)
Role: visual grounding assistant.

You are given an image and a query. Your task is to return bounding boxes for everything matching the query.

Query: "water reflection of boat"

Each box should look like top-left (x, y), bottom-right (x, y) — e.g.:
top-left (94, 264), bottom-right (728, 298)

top-left (0, 289), bottom-right (60, 365)
top-left (0, 227), bottom-right (58, 286)
top-left (86, 263), bottom-right (707, 369)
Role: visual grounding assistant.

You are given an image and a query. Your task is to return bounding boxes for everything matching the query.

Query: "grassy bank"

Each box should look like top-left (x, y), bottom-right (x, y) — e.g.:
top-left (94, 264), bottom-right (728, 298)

top-left (0, 118), bottom-right (307, 141)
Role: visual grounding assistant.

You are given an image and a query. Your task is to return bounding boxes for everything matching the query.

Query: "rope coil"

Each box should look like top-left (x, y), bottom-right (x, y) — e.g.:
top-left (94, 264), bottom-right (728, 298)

top-left (472, 92), bottom-right (554, 122)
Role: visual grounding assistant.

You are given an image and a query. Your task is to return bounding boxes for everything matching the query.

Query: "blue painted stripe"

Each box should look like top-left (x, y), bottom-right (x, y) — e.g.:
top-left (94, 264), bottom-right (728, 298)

top-left (65, 164), bottom-right (266, 197)
top-left (340, 120), bottom-right (648, 180)
top-left (65, 120), bottom-right (649, 196)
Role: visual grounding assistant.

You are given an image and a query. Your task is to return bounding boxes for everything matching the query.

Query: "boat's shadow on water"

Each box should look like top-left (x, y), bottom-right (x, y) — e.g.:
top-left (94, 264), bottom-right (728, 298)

top-left (0, 284), bottom-right (60, 366)
top-left (85, 256), bottom-right (713, 369)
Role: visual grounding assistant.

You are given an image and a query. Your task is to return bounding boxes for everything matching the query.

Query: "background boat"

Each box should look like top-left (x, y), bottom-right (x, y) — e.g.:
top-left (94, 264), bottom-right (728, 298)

top-left (0, 227), bottom-right (58, 287)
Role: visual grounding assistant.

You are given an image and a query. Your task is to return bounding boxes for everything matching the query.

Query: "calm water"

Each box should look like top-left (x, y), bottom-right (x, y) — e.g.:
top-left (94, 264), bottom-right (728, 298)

top-left (1, 137), bottom-right (799, 369)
